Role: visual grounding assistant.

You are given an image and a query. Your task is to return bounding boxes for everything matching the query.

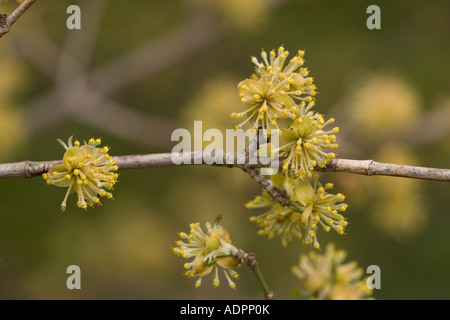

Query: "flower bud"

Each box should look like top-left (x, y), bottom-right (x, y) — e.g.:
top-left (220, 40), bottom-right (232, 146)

top-left (206, 228), bottom-right (221, 253)
top-left (62, 147), bottom-right (86, 171)
top-left (216, 255), bottom-right (241, 270)
top-left (192, 253), bottom-right (213, 277)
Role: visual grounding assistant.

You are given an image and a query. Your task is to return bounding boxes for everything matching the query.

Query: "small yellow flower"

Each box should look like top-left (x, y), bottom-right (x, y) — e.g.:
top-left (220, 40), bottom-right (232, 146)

top-left (247, 174), bottom-right (347, 248)
top-left (276, 107), bottom-right (339, 179)
top-left (172, 216), bottom-right (241, 289)
top-left (232, 45), bottom-right (316, 131)
top-left (291, 243), bottom-right (373, 300)
top-left (42, 136), bottom-right (119, 211)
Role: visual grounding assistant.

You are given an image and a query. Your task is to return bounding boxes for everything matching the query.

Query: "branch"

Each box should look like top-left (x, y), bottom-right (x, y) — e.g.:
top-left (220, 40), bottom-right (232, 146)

top-left (242, 252), bottom-right (274, 300)
top-left (0, 0), bottom-right (36, 38)
top-left (241, 166), bottom-right (296, 208)
top-left (0, 159), bottom-right (61, 178)
top-left (230, 247), bottom-right (273, 300)
top-left (317, 158), bottom-right (450, 181)
top-left (1, 151), bottom-right (449, 181)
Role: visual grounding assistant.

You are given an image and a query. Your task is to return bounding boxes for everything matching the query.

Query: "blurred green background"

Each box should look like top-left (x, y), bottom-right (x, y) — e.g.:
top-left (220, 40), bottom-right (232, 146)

top-left (0, 0), bottom-right (449, 299)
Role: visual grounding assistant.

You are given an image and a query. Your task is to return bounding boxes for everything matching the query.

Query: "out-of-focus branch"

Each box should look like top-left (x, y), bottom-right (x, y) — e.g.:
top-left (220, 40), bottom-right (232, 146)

top-left (396, 103), bottom-right (450, 146)
top-left (1, 151), bottom-right (449, 181)
top-left (60, 0), bottom-right (108, 71)
top-left (75, 94), bottom-right (179, 149)
top-left (9, 27), bottom-right (60, 79)
top-left (89, 13), bottom-right (224, 96)
top-left (15, 1), bottom-right (292, 146)
top-left (17, 6), bottom-right (217, 147)
top-left (22, 80), bottom-right (179, 148)
top-left (0, 0), bottom-right (36, 38)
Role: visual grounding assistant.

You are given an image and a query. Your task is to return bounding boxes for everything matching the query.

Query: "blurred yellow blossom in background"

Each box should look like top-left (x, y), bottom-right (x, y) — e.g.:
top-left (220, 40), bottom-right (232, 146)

top-left (369, 144), bottom-right (427, 240)
top-left (0, 56), bottom-right (28, 161)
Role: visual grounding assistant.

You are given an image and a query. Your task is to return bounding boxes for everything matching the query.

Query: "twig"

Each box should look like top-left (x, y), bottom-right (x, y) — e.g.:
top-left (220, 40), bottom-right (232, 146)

top-left (243, 252), bottom-right (274, 300)
top-left (241, 166), bottom-right (295, 208)
top-left (318, 158), bottom-right (450, 181)
top-left (0, 159), bottom-right (61, 178)
top-left (229, 247), bottom-right (273, 300)
top-left (0, 0), bottom-right (36, 38)
top-left (1, 151), bottom-right (449, 181)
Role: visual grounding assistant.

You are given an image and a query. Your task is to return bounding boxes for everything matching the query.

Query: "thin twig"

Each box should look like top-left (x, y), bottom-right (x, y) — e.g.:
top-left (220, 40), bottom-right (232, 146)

top-left (317, 158), bottom-right (450, 181)
top-left (1, 151), bottom-right (449, 181)
top-left (241, 166), bottom-right (295, 207)
top-left (229, 247), bottom-right (273, 300)
top-left (243, 252), bottom-right (274, 300)
top-left (0, 0), bottom-right (36, 38)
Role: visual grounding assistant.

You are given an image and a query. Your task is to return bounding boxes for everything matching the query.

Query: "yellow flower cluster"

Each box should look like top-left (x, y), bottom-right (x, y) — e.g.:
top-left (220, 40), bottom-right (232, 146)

top-left (278, 107), bottom-right (339, 178)
top-left (235, 46), bottom-right (346, 250)
top-left (247, 174), bottom-right (347, 249)
top-left (231, 45), bottom-right (316, 134)
top-left (291, 243), bottom-right (373, 300)
top-left (172, 216), bottom-right (241, 289)
top-left (43, 136), bottom-right (119, 211)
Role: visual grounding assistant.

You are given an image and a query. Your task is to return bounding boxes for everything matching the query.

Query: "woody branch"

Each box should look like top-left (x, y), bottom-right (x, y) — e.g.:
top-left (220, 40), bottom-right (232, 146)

top-left (0, 0), bottom-right (36, 38)
top-left (0, 151), bottom-right (449, 181)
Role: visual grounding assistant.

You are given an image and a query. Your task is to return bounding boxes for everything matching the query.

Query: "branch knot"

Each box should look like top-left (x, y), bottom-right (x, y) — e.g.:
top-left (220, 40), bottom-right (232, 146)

top-left (0, 13), bottom-right (7, 29)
